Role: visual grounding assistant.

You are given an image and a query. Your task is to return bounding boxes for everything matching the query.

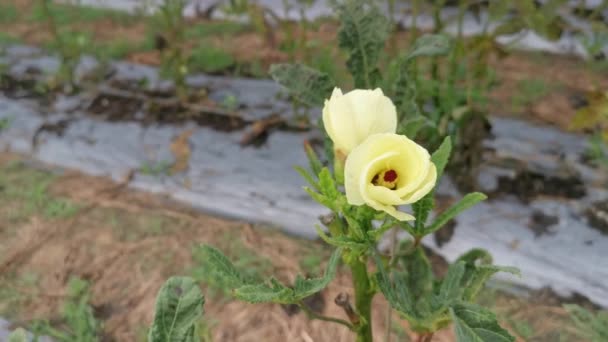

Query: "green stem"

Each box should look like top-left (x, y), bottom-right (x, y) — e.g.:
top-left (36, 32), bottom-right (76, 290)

top-left (351, 257), bottom-right (374, 342)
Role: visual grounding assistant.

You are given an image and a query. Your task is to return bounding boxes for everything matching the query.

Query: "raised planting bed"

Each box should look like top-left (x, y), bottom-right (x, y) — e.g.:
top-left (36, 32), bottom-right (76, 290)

top-left (1, 44), bottom-right (607, 309)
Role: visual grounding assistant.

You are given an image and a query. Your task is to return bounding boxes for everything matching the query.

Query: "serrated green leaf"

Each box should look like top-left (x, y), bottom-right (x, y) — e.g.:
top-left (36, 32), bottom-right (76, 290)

top-left (436, 262), bottom-right (466, 305)
top-left (374, 254), bottom-right (416, 320)
top-left (450, 303), bottom-right (515, 342)
top-left (431, 136), bottom-right (452, 180)
top-left (270, 63), bottom-right (334, 107)
top-left (8, 328), bottom-right (28, 342)
top-left (462, 265), bottom-right (520, 301)
top-left (333, 0), bottom-right (390, 88)
top-left (401, 247), bottom-right (433, 301)
top-left (292, 248), bottom-right (342, 299)
top-left (406, 34), bottom-right (452, 61)
top-left (236, 249), bottom-right (342, 304)
top-left (235, 281), bottom-right (291, 303)
top-left (318, 167), bottom-right (338, 199)
top-left (315, 225), bottom-right (368, 251)
top-left (304, 141), bottom-right (324, 176)
top-left (399, 115), bottom-right (428, 139)
top-left (294, 166), bottom-right (320, 191)
top-left (455, 248), bottom-right (493, 266)
top-left (199, 245), bottom-right (246, 288)
top-left (148, 276), bottom-right (205, 342)
top-left (426, 192), bottom-right (487, 235)
top-left (304, 187), bottom-right (334, 209)
top-left (412, 195), bottom-right (435, 234)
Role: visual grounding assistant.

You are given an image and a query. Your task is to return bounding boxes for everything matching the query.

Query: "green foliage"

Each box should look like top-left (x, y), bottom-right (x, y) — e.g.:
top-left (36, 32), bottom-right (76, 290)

top-left (451, 303), bottom-right (515, 342)
top-left (511, 78), bottom-right (553, 109)
top-left (0, 163), bottom-right (79, 220)
top-left (565, 304), bottom-right (608, 342)
top-left (0, 33), bottom-right (20, 46)
top-left (376, 245), bottom-right (518, 334)
top-left (270, 64), bottom-right (335, 107)
top-left (412, 136), bottom-right (451, 234)
top-left (425, 192), bottom-right (487, 235)
top-left (30, 2), bottom-right (134, 26)
top-left (0, 4), bottom-right (18, 24)
top-left (189, 46), bottom-right (235, 74)
top-left (185, 21), bottom-right (248, 39)
top-left (152, 0), bottom-right (189, 97)
top-left (191, 234), bottom-right (273, 298)
top-left (140, 160), bottom-right (173, 177)
top-left (148, 276), bottom-right (205, 342)
top-left (31, 278), bottom-right (100, 342)
top-left (332, 0), bottom-right (390, 88)
top-left (7, 328), bottom-right (28, 342)
top-left (198, 245), bottom-right (341, 304)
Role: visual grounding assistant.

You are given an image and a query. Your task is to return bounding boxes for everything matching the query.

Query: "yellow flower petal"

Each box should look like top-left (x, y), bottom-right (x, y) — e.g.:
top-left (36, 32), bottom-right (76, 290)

top-left (344, 133), bottom-right (437, 221)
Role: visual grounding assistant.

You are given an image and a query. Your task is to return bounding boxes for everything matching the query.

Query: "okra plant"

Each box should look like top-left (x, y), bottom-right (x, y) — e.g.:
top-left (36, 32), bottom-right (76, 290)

top-left (148, 1), bottom-right (518, 341)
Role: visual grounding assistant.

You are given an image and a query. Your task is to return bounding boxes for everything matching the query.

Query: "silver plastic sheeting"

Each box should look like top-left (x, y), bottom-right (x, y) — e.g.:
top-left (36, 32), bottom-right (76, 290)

top-left (56, 0), bottom-right (608, 58)
top-left (1, 39), bottom-right (608, 313)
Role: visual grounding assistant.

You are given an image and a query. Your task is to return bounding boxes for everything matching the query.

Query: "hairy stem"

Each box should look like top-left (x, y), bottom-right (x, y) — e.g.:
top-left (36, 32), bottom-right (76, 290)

top-left (351, 257), bottom-right (374, 342)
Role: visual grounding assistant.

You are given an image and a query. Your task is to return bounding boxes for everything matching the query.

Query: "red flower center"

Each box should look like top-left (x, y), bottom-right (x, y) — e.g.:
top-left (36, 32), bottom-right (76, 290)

top-left (383, 170), bottom-right (397, 182)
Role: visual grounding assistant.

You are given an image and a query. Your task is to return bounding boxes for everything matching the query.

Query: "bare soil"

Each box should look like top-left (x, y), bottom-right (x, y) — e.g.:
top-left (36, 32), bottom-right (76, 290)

top-left (0, 153), bottom-right (585, 342)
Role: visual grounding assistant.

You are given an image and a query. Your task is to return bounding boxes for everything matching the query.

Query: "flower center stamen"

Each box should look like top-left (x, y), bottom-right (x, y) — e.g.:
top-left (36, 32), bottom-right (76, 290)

top-left (372, 169), bottom-right (398, 190)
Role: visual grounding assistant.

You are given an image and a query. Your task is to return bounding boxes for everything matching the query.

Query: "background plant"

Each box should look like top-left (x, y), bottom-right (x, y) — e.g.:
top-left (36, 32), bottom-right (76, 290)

top-left (151, 0), bottom-right (189, 100)
top-left (30, 277), bottom-right (100, 342)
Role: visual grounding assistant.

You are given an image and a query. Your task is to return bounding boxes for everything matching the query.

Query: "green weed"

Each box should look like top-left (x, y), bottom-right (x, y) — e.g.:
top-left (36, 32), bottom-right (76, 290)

top-left (31, 277), bottom-right (100, 342)
top-left (184, 21), bottom-right (248, 39)
top-left (0, 162), bottom-right (79, 221)
top-left (0, 32), bottom-right (20, 46)
top-left (139, 160), bottom-right (172, 177)
top-left (29, 2), bottom-right (134, 26)
top-left (188, 45), bottom-right (235, 74)
top-left (0, 4), bottom-right (18, 24)
top-left (512, 78), bottom-right (554, 109)
top-left (565, 304), bottom-right (608, 342)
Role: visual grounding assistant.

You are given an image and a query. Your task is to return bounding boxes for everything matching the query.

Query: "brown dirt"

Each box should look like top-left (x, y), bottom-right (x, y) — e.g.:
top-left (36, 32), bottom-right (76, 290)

top-left (0, 153), bottom-right (456, 341)
top-left (0, 153), bottom-right (584, 341)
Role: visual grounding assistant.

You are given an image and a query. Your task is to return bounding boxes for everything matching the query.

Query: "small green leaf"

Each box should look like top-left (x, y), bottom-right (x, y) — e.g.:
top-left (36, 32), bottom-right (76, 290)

top-left (426, 192), bottom-right (487, 235)
top-left (399, 115), bottom-right (428, 139)
top-left (270, 63), bottom-right (334, 107)
top-left (406, 34), bottom-right (452, 61)
top-left (315, 225), bottom-right (368, 251)
top-left (235, 281), bottom-right (291, 303)
top-left (8, 328), bottom-right (28, 342)
top-left (318, 167), bottom-right (339, 200)
top-left (304, 187), bottom-right (334, 209)
top-left (294, 166), bottom-right (320, 191)
top-left (199, 245), bottom-right (246, 288)
top-left (450, 303), bottom-right (515, 342)
top-left (431, 136), bottom-right (452, 180)
top-left (333, 0), bottom-right (390, 88)
top-left (462, 265), bottom-right (520, 301)
top-left (291, 248), bottom-right (342, 299)
top-left (148, 276), bottom-right (205, 342)
top-left (304, 141), bottom-right (324, 176)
